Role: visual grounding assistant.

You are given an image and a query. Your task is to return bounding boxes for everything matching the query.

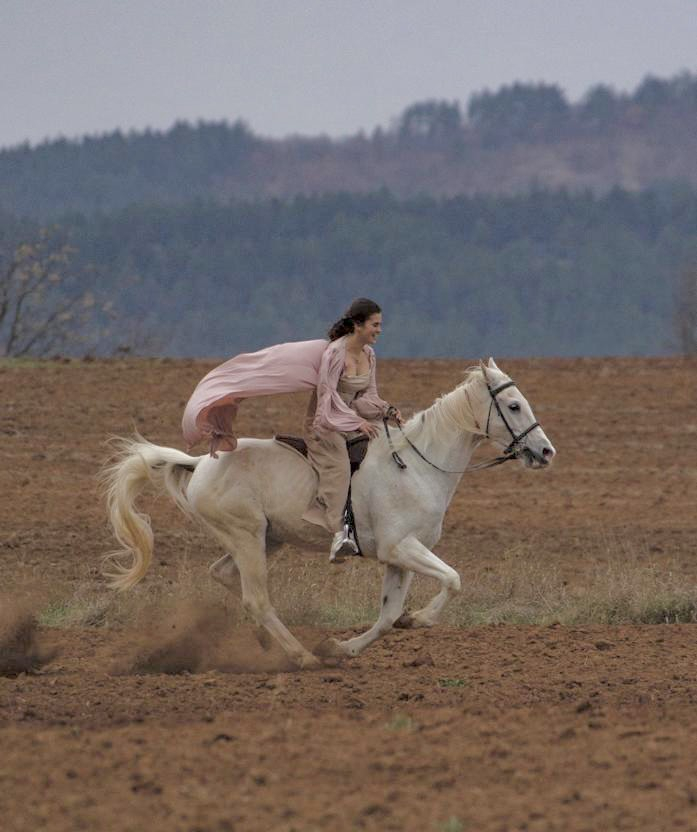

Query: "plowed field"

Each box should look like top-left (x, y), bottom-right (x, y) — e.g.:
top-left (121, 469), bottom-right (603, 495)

top-left (2, 356), bottom-right (697, 831)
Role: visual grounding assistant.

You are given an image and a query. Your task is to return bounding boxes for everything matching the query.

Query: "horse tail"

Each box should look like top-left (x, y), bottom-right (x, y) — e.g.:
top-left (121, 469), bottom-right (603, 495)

top-left (100, 436), bottom-right (201, 591)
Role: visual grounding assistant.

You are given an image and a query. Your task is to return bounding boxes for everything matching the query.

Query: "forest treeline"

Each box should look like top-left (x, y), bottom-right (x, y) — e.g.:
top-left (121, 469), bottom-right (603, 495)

top-left (3, 73), bottom-right (697, 219)
top-left (7, 186), bottom-right (693, 358)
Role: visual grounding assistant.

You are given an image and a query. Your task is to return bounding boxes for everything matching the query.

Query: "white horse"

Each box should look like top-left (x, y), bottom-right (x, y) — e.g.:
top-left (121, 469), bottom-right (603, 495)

top-left (103, 359), bottom-right (555, 669)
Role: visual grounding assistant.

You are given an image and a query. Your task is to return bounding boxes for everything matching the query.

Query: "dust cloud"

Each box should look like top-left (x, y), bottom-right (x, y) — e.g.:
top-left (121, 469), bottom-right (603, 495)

top-left (0, 598), bottom-right (57, 676)
top-left (112, 601), bottom-right (298, 675)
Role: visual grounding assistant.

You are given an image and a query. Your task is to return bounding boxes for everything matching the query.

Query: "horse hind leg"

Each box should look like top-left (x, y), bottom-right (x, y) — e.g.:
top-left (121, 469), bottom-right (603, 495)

top-left (209, 554), bottom-right (271, 651)
top-left (208, 524), bottom-right (320, 670)
top-left (209, 553), bottom-right (237, 590)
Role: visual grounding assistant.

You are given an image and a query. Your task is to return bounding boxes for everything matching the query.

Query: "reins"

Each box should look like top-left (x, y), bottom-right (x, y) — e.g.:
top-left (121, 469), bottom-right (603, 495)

top-left (383, 377), bottom-right (539, 474)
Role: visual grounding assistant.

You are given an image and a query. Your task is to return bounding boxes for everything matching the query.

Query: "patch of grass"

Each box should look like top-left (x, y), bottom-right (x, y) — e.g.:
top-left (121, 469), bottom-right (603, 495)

top-left (439, 539), bottom-right (697, 627)
top-left (560, 580), bottom-right (697, 625)
top-left (38, 552), bottom-right (244, 630)
top-left (0, 358), bottom-right (52, 370)
top-left (438, 819), bottom-right (466, 832)
top-left (385, 713), bottom-right (417, 732)
top-left (438, 678), bottom-right (467, 688)
top-left (0, 357), bottom-right (91, 370)
top-left (312, 602), bottom-right (379, 629)
top-left (268, 555), bottom-right (380, 628)
top-left (40, 532), bottom-right (697, 632)
top-left (39, 598), bottom-right (111, 628)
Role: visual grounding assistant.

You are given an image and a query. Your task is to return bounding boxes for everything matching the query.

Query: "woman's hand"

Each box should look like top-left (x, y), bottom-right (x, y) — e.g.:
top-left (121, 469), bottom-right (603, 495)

top-left (358, 420), bottom-right (379, 439)
top-left (386, 405), bottom-right (404, 426)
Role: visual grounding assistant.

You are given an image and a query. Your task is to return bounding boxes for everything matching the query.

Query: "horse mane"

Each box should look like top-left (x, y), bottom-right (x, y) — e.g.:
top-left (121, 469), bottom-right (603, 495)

top-left (378, 364), bottom-right (495, 453)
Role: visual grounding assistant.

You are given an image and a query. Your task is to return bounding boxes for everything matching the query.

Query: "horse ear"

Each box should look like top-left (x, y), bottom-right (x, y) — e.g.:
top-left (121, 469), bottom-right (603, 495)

top-left (479, 359), bottom-right (490, 382)
top-left (487, 357), bottom-right (500, 372)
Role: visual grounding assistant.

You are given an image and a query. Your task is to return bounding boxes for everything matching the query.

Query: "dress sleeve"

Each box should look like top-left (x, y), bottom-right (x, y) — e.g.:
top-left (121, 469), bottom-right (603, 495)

top-left (313, 342), bottom-right (365, 433)
top-left (352, 348), bottom-right (391, 421)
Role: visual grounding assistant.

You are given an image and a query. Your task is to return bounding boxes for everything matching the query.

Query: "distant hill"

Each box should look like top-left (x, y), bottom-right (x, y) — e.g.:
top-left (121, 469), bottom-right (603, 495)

top-left (18, 187), bottom-right (695, 358)
top-left (3, 73), bottom-right (697, 219)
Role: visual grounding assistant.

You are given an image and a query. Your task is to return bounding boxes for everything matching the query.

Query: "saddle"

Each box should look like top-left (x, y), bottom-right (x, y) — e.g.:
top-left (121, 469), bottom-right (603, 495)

top-left (274, 434), bottom-right (369, 474)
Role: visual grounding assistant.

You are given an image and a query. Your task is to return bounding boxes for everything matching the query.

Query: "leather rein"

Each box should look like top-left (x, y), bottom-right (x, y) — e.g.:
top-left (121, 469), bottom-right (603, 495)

top-left (383, 379), bottom-right (540, 474)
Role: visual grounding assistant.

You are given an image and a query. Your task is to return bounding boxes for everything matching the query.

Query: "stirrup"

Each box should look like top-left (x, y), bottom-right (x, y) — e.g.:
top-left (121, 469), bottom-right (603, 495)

top-left (329, 526), bottom-right (359, 564)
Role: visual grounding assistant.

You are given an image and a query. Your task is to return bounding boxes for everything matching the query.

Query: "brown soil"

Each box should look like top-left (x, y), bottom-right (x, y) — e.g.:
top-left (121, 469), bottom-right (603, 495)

top-left (2, 356), bottom-right (697, 831)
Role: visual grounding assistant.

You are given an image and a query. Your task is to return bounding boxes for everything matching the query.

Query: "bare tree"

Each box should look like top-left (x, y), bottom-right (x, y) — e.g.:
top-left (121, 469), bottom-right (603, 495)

top-left (0, 227), bottom-right (100, 357)
top-left (676, 264), bottom-right (697, 355)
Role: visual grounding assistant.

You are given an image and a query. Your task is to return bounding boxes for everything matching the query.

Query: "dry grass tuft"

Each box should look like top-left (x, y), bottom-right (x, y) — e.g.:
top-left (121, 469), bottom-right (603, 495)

top-left (39, 556), bottom-right (245, 630)
top-left (442, 537), bottom-right (697, 626)
top-left (36, 535), bottom-right (697, 633)
top-left (267, 554), bottom-right (380, 627)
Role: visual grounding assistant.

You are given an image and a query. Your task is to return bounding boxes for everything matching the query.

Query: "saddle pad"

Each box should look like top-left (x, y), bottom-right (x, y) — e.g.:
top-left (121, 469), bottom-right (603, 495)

top-left (275, 434), bottom-right (369, 473)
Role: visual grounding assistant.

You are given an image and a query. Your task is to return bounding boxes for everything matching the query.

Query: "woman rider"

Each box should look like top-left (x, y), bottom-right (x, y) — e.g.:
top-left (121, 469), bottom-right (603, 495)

top-left (181, 297), bottom-right (402, 563)
top-left (302, 298), bottom-right (403, 562)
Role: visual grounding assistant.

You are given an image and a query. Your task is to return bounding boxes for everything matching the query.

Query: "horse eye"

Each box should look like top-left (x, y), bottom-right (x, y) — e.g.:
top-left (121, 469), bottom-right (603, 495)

top-left (508, 402), bottom-right (520, 412)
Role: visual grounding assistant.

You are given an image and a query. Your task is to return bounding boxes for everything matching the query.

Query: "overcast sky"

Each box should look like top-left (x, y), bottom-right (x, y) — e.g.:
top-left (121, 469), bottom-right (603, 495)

top-left (2, 0), bottom-right (697, 149)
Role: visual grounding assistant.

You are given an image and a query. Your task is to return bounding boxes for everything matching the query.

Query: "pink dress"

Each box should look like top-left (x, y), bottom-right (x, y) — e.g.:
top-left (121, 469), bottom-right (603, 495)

top-left (182, 339), bottom-right (327, 457)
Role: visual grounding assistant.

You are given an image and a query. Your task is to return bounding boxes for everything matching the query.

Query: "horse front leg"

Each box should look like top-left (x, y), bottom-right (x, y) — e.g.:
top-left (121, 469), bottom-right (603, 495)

top-left (387, 535), bottom-right (461, 629)
top-left (318, 565), bottom-right (413, 658)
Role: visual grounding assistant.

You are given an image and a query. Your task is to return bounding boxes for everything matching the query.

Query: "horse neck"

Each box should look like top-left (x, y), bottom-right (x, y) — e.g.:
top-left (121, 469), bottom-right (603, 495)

top-left (414, 384), bottom-right (481, 481)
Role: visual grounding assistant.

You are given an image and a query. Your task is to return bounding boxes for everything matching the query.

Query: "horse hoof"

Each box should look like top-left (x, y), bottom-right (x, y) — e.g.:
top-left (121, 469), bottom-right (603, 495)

top-left (314, 637), bottom-right (347, 658)
top-left (393, 613), bottom-right (414, 629)
top-left (296, 653), bottom-right (322, 670)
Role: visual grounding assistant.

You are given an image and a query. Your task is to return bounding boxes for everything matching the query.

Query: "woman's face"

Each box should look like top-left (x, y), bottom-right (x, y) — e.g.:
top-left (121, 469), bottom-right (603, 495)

top-left (355, 312), bottom-right (382, 345)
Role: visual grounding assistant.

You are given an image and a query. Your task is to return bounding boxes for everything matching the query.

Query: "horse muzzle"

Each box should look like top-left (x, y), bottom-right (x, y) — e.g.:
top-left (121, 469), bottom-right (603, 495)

top-left (521, 444), bottom-right (555, 469)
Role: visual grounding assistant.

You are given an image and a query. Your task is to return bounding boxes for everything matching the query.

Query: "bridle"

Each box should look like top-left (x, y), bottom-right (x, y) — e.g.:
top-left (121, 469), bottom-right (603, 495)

top-left (384, 377), bottom-right (540, 474)
top-left (484, 379), bottom-right (540, 458)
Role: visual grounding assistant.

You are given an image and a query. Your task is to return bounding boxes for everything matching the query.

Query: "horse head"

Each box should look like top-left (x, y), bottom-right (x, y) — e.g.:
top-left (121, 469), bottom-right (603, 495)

top-left (472, 358), bottom-right (556, 469)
